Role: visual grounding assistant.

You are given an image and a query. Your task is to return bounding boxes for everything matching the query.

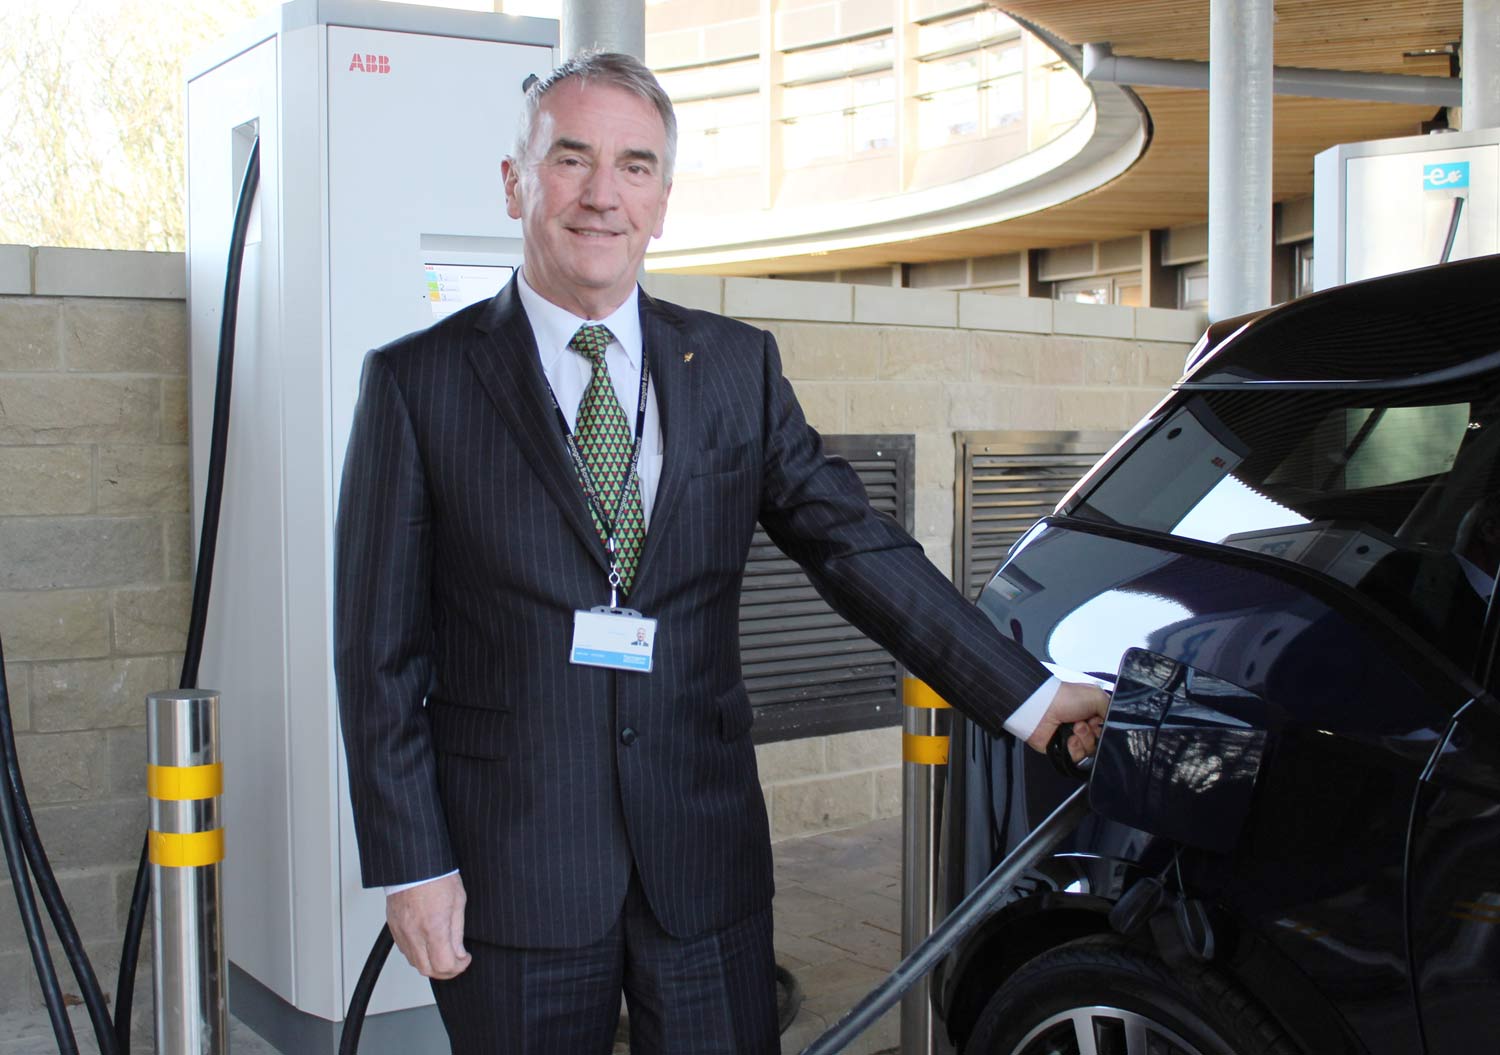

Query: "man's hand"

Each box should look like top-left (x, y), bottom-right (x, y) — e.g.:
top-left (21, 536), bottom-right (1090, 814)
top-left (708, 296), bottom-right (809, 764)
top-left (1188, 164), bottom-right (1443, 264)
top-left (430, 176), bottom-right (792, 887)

top-left (1025, 681), bottom-right (1109, 763)
top-left (386, 872), bottom-right (472, 979)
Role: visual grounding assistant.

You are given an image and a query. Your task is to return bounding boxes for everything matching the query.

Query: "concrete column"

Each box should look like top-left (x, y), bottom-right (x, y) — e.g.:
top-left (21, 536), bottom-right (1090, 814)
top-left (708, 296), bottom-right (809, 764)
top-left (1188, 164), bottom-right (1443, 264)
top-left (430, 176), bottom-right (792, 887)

top-left (1143, 230), bottom-right (1174, 308)
top-left (1465, 0), bottom-right (1500, 129)
top-left (895, 0), bottom-right (918, 191)
top-left (561, 0), bottom-right (644, 60)
top-left (1207, 0), bottom-right (1272, 321)
top-left (759, 0), bottom-right (783, 209)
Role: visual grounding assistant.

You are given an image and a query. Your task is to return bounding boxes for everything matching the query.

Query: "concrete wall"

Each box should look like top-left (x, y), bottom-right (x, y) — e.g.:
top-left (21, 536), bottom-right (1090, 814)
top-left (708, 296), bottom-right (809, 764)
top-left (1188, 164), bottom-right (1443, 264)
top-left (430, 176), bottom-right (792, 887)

top-left (0, 245), bottom-right (189, 1011)
top-left (0, 248), bottom-right (1201, 1009)
top-left (640, 273), bottom-right (1200, 841)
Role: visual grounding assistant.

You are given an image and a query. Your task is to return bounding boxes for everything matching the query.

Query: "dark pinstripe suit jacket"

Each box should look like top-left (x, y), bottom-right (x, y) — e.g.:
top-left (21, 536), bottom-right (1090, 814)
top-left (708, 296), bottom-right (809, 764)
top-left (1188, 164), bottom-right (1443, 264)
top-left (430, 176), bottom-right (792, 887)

top-left (334, 277), bottom-right (1050, 949)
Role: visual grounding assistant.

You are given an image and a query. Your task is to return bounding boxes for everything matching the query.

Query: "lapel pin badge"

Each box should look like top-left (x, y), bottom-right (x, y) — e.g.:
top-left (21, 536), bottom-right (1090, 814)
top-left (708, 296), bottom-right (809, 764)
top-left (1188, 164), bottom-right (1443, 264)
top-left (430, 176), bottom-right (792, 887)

top-left (682, 352), bottom-right (694, 363)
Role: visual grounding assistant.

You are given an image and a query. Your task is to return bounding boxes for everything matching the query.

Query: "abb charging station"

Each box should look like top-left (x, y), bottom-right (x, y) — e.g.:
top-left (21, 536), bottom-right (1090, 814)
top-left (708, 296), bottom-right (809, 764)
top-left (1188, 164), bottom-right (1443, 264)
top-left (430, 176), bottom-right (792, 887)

top-left (185, 3), bottom-right (555, 1049)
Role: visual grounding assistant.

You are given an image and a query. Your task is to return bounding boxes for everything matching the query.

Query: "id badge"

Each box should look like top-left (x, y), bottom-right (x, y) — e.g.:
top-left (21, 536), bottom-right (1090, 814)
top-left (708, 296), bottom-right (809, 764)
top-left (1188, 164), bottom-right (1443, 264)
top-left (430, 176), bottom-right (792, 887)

top-left (571, 607), bottom-right (657, 673)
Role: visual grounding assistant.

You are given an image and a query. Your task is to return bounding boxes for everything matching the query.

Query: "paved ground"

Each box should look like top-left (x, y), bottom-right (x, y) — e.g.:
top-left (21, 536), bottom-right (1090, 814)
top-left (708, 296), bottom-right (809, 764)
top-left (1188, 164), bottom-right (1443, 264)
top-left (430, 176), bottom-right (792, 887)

top-left (769, 816), bottom-right (903, 1055)
top-left (0, 816), bottom-right (907, 1054)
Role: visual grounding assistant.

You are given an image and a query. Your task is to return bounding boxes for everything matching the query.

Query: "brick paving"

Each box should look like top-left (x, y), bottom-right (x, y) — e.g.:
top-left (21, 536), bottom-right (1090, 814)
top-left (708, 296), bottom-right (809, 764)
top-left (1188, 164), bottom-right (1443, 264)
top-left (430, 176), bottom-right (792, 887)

top-left (0, 816), bottom-right (905, 1055)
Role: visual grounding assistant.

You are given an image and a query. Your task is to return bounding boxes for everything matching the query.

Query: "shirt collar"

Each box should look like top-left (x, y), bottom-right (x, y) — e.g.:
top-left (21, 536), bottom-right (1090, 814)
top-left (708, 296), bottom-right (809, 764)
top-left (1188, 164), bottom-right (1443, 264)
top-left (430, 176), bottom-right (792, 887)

top-left (516, 269), bottom-right (642, 374)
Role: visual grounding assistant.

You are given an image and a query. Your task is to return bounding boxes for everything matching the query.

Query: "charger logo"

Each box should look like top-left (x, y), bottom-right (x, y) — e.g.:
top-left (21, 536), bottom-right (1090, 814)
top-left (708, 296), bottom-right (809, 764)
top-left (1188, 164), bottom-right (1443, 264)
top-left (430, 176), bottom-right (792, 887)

top-left (1424, 162), bottom-right (1469, 190)
top-left (349, 53), bottom-right (391, 74)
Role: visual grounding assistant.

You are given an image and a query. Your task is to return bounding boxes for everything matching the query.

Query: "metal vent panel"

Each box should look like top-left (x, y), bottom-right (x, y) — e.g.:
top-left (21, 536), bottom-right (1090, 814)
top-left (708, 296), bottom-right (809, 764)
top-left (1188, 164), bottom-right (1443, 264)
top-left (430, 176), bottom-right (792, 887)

top-left (741, 435), bottom-right (914, 743)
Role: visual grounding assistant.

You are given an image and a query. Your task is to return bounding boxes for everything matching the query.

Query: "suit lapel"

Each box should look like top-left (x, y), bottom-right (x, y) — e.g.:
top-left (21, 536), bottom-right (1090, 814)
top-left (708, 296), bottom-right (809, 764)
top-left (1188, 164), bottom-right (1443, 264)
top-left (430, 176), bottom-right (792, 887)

top-left (634, 291), bottom-right (699, 589)
top-left (466, 279), bottom-right (609, 574)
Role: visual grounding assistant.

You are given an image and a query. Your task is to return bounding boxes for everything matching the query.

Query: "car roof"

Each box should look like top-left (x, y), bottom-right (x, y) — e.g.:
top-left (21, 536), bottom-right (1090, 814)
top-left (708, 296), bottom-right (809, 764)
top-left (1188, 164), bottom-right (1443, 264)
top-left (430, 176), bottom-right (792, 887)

top-left (1180, 254), bottom-right (1500, 389)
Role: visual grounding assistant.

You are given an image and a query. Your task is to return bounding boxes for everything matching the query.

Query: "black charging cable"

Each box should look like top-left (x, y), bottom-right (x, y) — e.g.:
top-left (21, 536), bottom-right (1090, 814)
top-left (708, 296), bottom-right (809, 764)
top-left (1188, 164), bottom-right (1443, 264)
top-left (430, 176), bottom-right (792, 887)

top-left (799, 785), bottom-right (1091, 1055)
top-left (0, 634), bottom-right (89, 1054)
top-left (339, 924), bottom-right (394, 1055)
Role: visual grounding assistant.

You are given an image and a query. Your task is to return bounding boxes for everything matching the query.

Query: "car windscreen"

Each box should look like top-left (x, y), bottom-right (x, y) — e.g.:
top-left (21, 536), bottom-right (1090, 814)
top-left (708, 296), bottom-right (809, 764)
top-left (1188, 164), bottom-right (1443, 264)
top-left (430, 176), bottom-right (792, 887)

top-left (1075, 376), bottom-right (1500, 671)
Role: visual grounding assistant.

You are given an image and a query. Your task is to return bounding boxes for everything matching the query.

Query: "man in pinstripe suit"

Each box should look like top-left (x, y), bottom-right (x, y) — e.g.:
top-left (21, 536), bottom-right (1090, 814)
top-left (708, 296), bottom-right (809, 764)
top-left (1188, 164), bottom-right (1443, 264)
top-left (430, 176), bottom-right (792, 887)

top-left (335, 51), bottom-right (1107, 1055)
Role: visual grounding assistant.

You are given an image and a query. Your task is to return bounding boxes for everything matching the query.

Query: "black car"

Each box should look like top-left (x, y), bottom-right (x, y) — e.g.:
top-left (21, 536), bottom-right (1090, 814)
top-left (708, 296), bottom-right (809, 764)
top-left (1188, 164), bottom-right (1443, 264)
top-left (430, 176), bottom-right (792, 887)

top-left (936, 254), bottom-right (1500, 1055)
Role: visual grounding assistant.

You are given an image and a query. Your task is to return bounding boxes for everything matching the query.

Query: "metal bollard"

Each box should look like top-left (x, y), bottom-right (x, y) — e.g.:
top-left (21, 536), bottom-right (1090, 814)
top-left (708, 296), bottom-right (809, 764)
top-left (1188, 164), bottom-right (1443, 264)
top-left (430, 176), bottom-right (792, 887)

top-left (147, 690), bottom-right (229, 1055)
top-left (900, 678), bottom-right (951, 1055)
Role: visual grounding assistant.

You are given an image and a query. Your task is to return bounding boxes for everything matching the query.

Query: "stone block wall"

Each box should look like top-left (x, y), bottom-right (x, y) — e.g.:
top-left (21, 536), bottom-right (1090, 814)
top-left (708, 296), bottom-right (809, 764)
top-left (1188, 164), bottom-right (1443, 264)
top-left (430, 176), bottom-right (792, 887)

top-left (0, 245), bottom-right (188, 1010)
top-left (756, 726), bottom-right (905, 841)
top-left (0, 249), bottom-right (1201, 1009)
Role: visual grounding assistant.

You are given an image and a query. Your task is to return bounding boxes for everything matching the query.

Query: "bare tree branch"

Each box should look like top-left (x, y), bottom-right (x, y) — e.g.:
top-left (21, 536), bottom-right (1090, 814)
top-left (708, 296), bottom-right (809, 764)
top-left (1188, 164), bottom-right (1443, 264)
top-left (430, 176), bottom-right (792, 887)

top-left (0, 0), bottom-right (262, 251)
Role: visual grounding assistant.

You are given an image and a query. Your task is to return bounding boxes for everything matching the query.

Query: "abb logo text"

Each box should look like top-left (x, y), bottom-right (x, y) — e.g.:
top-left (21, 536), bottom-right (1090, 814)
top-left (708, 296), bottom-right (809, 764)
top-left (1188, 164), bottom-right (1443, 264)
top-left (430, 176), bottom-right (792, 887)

top-left (349, 53), bottom-right (391, 74)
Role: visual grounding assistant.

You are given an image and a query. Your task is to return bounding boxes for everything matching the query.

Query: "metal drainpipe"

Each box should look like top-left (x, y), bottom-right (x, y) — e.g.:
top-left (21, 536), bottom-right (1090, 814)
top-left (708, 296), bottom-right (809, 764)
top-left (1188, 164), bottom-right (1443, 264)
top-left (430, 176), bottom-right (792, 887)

top-left (561, 0), bottom-right (645, 60)
top-left (1465, 0), bottom-right (1500, 129)
top-left (1080, 43), bottom-right (1460, 107)
top-left (1208, 0), bottom-right (1273, 322)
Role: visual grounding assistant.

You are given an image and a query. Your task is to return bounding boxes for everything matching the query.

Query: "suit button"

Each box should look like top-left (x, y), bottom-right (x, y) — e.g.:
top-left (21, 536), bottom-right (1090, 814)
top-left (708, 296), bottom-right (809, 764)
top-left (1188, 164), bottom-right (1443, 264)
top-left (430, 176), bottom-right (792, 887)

top-left (620, 728), bottom-right (637, 746)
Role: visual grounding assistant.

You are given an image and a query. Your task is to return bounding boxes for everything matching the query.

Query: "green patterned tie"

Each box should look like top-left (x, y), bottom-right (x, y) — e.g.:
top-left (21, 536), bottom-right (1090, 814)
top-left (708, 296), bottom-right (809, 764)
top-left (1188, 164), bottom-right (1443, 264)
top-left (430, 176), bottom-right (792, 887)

top-left (569, 324), bottom-right (645, 594)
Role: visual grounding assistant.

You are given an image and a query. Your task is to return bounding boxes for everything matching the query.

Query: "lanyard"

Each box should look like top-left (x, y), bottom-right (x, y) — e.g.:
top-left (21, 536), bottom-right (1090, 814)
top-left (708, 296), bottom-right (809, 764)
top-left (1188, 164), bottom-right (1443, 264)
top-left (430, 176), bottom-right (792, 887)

top-left (543, 346), bottom-right (650, 606)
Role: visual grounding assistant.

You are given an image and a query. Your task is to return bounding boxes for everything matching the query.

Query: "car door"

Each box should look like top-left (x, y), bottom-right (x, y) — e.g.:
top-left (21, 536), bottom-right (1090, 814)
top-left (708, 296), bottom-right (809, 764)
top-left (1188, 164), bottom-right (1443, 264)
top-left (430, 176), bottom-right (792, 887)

top-left (983, 518), bottom-right (1466, 1055)
top-left (1406, 584), bottom-right (1500, 1055)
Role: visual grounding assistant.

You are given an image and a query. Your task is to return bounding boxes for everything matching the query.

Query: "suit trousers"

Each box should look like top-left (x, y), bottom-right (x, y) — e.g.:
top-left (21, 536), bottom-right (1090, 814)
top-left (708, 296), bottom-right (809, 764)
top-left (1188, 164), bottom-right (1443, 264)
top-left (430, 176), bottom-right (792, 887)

top-left (430, 872), bottom-right (779, 1055)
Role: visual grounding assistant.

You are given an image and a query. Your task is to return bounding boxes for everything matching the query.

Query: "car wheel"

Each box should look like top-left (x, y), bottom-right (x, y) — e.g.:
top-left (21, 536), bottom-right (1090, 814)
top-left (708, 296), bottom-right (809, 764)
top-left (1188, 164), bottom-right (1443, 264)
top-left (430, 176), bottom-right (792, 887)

top-left (965, 935), bottom-right (1299, 1055)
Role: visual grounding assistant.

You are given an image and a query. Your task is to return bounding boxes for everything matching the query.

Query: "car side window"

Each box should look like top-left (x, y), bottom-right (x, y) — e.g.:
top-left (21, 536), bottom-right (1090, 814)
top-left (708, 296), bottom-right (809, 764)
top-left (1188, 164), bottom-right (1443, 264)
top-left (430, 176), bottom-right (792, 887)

top-left (1078, 378), bottom-right (1500, 671)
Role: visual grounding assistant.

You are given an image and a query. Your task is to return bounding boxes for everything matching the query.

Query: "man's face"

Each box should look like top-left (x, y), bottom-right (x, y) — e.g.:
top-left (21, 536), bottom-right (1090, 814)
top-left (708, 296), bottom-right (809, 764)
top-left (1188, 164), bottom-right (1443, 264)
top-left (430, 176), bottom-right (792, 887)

top-left (503, 79), bottom-right (672, 319)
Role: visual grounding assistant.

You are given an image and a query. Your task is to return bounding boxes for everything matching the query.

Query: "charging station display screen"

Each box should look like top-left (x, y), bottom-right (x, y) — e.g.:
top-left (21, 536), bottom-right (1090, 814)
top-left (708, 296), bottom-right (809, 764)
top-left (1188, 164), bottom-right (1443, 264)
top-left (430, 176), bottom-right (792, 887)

top-left (424, 262), bottom-right (514, 319)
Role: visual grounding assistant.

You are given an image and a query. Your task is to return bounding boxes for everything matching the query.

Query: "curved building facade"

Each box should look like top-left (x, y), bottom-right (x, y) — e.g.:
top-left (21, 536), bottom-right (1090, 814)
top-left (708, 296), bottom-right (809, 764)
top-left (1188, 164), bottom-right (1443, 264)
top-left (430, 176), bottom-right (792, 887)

top-left (646, 0), bottom-right (1134, 284)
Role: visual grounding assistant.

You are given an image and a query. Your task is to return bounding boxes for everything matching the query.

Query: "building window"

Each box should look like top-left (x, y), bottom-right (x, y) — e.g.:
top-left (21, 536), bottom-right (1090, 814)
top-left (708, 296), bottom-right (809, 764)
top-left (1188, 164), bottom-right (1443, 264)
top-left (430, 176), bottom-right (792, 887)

top-left (780, 35), bottom-right (896, 167)
top-left (851, 73), bottom-right (896, 151)
top-left (676, 93), bottom-right (762, 174)
top-left (659, 60), bottom-right (763, 176)
top-left (782, 33), bottom-right (893, 83)
top-left (657, 58), bottom-right (760, 100)
top-left (1293, 241), bottom-right (1315, 298)
top-left (1055, 273), bottom-right (1142, 306)
top-left (914, 10), bottom-right (1023, 148)
top-left (1177, 262), bottom-right (1210, 310)
top-left (914, 7), bottom-right (1016, 55)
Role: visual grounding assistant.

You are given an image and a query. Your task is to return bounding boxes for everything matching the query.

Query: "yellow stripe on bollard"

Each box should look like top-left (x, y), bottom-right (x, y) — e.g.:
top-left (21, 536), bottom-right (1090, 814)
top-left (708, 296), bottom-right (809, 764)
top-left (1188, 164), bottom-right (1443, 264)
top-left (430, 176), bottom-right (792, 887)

top-left (148, 828), bottom-right (225, 868)
top-left (902, 732), bottom-right (949, 766)
top-left (903, 679), bottom-right (951, 710)
top-left (147, 762), bottom-right (224, 801)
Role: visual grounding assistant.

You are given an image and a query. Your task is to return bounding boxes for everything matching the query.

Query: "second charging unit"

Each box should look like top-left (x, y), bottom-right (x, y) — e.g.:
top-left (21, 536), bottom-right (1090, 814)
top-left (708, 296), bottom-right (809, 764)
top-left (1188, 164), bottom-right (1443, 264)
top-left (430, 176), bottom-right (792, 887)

top-left (1314, 125), bottom-right (1500, 287)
